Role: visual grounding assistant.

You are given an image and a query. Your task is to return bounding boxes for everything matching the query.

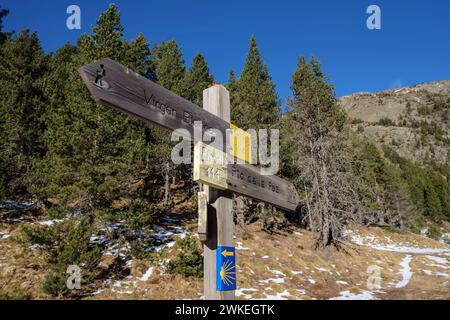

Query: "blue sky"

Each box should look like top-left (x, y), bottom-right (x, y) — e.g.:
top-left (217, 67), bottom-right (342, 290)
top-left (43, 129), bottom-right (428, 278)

top-left (2, 0), bottom-right (450, 101)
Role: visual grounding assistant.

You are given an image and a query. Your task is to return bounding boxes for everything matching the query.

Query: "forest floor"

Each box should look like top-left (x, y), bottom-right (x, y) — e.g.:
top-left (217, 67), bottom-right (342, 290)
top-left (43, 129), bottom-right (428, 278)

top-left (1, 202), bottom-right (449, 300)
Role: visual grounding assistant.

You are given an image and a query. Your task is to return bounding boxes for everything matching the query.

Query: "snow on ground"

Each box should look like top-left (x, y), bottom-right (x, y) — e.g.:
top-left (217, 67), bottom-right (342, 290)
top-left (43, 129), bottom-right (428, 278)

top-left (330, 290), bottom-right (377, 300)
top-left (92, 220), bottom-right (187, 258)
top-left (139, 267), bottom-right (154, 282)
top-left (0, 201), bottom-right (35, 210)
top-left (259, 277), bottom-right (285, 284)
top-left (395, 255), bottom-right (413, 288)
top-left (346, 230), bottom-right (450, 255)
top-left (103, 277), bottom-right (138, 295)
top-left (425, 255), bottom-right (449, 267)
top-left (261, 289), bottom-right (291, 300)
top-left (306, 277), bottom-right (316, 284)
top-left (267, 267), bottom-right (286, 277)
top-left (0, 232), bottom-right (11, 240)
top-left (235, 288), bottom-right (258, 299)
top-left (236, 242), bottom-right (250, 250)
top-left (422, 270), bottom-right (450, 278)
top-left (38, 219), bottom-right (65, 226)
top-left (441, 233), bottom-right (450, 244)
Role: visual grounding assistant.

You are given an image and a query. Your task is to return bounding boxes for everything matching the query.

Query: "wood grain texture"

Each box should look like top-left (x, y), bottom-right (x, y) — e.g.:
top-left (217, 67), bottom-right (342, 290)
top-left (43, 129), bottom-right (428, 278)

top-left (78, 58), bottom-right (228, 140)
top-left (202, 85), bottom-right (234, 300)
top-left (79, 58), bottom-right (299, 212)
top-left (197, 191), bottom-right (207, 242)
top-left (194, 143), bottom-right (299, 212)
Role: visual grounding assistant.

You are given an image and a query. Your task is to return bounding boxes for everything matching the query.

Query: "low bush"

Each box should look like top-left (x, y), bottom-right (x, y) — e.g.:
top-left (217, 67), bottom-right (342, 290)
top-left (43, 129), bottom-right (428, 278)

top-left (166, 233), bottom-right (203, 279)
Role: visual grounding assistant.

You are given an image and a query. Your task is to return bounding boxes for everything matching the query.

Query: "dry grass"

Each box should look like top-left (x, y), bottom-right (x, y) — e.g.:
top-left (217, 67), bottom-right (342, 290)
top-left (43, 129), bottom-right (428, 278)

top-left (1, 217), bottom-right (449, 300)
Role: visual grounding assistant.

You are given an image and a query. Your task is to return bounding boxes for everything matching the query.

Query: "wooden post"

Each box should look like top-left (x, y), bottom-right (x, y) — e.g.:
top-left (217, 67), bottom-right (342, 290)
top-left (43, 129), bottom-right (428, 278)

top-left (202, 84), bottom-right (235, 300)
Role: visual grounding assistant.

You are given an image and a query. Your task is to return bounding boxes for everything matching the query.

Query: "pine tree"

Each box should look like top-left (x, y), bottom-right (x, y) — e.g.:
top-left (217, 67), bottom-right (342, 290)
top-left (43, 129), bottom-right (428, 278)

top-left (31, 4), bottom-right (155, 211)
top-left (0, 30), bottom-right (49, 199)
top-left (231, 36), bottom-right (279, 130)
top-left (227, 69), bottom-right (239, 111)
top-left (227, 37), bottom-right (280, 228)
top-left (151, 40), bottom-right (185, 94)
top-left (283, 56), bottom-right (356, 248)
top-left (180, 52), bottom-right (214, 106)
top-left (0, 6), bottom-right (11, 45)
top-left (150, 40), bottom-right (189, 205)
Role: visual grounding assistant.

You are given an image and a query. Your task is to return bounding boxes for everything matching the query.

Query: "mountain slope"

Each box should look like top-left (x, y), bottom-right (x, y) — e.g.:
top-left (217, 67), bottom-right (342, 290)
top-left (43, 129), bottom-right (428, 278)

top-left (340, 79), bottom-right (450, 164)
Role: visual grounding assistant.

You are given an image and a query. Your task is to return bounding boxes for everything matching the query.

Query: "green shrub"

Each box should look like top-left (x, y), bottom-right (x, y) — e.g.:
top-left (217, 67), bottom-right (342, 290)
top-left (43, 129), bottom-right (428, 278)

top-left (167, 233), bottom-right (203, 279)
top-left (417, 105), bottom-right (431, 116)
top-left (352, 118), bottom-right (364, 125)
top-left (378, 117), bottom-right (395, 126)
top-left (427, 225), bottom-right (442, 240)
top-left (22, 217), bottom-right (102, 296)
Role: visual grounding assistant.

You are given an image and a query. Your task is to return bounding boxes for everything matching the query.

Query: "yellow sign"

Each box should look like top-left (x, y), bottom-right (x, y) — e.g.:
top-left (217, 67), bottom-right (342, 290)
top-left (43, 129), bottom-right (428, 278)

top-left (229, 124), bottom-right (252, 164)
top-left (193, 142), bottom-right (228, 189)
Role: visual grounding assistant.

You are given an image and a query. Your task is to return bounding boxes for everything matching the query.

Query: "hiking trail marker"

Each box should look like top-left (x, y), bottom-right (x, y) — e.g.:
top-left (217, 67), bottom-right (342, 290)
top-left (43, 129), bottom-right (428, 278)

top-left (79, 58), bottom-right (300, 300)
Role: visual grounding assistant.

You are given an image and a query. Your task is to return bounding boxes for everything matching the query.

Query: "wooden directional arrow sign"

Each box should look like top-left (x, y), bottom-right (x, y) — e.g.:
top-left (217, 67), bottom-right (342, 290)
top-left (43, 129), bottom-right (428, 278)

top-left (79, 58), bottom-right (299, 212)
top-left (194, 142), bottom-right (299, 211)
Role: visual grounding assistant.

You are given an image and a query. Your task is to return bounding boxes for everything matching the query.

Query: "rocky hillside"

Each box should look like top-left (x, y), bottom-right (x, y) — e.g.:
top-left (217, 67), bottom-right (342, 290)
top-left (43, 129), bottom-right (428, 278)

top-left (340, 79), bottom-right (450, 164)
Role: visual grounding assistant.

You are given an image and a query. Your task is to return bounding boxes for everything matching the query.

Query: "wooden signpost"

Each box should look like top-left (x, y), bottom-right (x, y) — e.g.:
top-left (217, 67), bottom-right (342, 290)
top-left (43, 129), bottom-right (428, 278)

top-left (78, 58), bottom-right (300, 300)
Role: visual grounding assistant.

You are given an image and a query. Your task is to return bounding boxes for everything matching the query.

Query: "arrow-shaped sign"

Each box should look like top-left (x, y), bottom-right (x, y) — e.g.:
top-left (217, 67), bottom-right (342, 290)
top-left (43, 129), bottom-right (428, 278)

top-left (78, 58), bottom-right (300, 212)
top-left (221, 249), bottom-right (234, 258)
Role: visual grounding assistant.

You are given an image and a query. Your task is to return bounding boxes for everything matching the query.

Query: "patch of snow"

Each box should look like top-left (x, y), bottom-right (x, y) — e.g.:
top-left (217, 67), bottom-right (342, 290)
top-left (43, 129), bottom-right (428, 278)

top-left (441, 233), bottom-right (450, 244)
top-left (349, 233), bottom-right (450, 255)
top-left (90, 234), bottom-right (108, 245)
top-left (139, 267), bottom-right (154, 281)
top-left (165, 241), bottom-right (176, 249)
top-left (235, 288), bottom-right (258, 299)
top-left (0, 201), bottom-right (35, 210)
top-left (0, 232), bottom-right (11, 240)
top-left (38, 219), bottom-right (64, 226)
top-left (330, 290), bottom-right (377, 300)
top-left (262, 255), bottom-right (269, 259)
top-left (105, 242), bottom-right (131, 257)
top-left (425, 255), bottom-right (448, 265)
top-left (261, 290), bottom-right (291, 300)
top-left (259, 277), bottom-right (285, 284)
top-left (236, 242), bottom-right (250, 250)
top-left (267, 267), bottom-right (285, 277)
top-left (29, 244), bottom-right (42, 251)
top-left (91, 288), bottom-right (103, 295)
top-left (307, 278), bottom-right (316, 284)
top-left (423, 270), bottom-right (450, 278)
top-left (292, 271), bottom-right (302, 275)
top-left (395, 255), bottom-right (413, 288)
top-left (296, 289), bottom-right (306, 295)
top-left (336, 280), bottom-right (349, 285)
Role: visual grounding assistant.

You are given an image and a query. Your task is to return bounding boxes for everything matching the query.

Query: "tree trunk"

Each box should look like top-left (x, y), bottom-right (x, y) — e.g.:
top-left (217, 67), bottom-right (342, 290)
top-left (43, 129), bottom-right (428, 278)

top-left (164, 162), bottom-right (170, 206)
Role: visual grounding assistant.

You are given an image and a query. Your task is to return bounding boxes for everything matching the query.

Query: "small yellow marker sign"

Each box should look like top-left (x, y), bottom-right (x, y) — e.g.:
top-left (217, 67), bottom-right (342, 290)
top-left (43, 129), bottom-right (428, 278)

top-left (229, 124), bottom-right (252, 164)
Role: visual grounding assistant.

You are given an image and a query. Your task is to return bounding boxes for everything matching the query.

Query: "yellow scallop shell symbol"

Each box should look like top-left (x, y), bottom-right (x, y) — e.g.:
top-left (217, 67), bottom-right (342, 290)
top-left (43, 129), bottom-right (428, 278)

top-left (220, 259), bottom-right (236, 286)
